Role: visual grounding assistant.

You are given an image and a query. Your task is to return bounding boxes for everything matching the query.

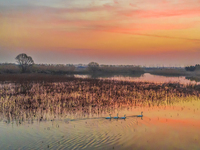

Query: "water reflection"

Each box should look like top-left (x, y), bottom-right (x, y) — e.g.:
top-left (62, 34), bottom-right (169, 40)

top-left (74, 72), bottom-right (143, 79)
top-left (0, 80), bottom-right (200, 150)
top-left (101, 73), bottom-right (200, 85)
top-left (0, 99), bottom-right (199, 150)
top-left (1, 80), bottom-right (200, 124)
top-left (75, 73), bottom-right (200, 85)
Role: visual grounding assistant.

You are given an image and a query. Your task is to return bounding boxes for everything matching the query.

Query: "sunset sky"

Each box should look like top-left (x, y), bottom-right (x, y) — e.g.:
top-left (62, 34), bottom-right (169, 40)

top-left (0, 0), bottom-right (200, 66)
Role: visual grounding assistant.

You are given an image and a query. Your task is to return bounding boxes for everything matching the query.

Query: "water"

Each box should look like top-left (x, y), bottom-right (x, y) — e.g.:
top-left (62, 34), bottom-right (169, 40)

top-left (0, 99), bottom-right (200, 150)
top-left (75, 73), bottom-right (200, 85)
top-left (1, 77), bottom-right (200, 150)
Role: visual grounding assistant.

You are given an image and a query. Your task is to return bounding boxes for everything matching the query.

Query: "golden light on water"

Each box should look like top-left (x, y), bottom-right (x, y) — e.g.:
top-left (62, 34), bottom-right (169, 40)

top-left (0, 78), bottom-right (200, 149)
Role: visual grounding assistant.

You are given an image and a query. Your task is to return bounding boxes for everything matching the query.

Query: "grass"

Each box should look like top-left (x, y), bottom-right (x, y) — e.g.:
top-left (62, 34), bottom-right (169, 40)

top-left (0, 73), bottom-right (76, 83)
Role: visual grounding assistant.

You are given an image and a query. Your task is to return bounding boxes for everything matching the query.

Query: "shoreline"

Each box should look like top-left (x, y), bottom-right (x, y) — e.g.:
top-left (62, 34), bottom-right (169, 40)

top-left (0, 72), bottom-right (199, 84)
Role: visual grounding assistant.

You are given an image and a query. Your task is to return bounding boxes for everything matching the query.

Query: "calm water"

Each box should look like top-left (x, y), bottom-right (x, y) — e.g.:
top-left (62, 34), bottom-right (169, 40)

top-left (75, 73), bottom-right (200, 85)
top-left (1, 77), bottom-right (200, 150)
top-left (0, 99), bottom-right (200, 150)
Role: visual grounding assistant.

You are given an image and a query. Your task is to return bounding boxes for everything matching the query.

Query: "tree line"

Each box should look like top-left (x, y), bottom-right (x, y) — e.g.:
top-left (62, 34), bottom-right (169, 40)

top-left (12, 53), bottom-right (144, 74)
top-left (185, 64), bottom-right (200, 71)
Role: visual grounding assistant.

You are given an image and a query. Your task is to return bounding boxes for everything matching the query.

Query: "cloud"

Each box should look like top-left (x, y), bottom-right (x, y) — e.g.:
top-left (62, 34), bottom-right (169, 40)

top-left (1, 0), bottom-right (200, 42)
top-left (120, 32), bottom-right (200, 42)
top-left (114, 0), bottom-right (118, 4)
top-left (0, 5), bottom-right (110, 14)
top-left (129, 3), bottom-right (138, 8)
top-left (119, 7), bottom-right (200, 18)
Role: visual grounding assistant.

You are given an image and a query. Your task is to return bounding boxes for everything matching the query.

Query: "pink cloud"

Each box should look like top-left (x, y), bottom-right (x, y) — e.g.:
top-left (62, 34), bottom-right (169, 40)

top-left (119, 7), bottom-right (200, 18)
top-left (114, 0), bottom-right (119, 4)
top-left (105, 30), bottom-right (200, 43)
top-left (44, 6), bottom-right (112, 14)
top-left (1, 1), bottom-right (200, 39)
top-left (129, 3), bottom-right (138, 8)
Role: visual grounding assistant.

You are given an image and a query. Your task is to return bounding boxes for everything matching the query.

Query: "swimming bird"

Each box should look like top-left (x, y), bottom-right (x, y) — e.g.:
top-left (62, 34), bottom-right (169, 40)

top-left (137, 112), bottom-right (143, 117)
top-left (120, 114), bottom-right (126, 119)
top-left (113, 113), bottom-right (119, 119)
top-left (105, 114), bottom-right (111, 119)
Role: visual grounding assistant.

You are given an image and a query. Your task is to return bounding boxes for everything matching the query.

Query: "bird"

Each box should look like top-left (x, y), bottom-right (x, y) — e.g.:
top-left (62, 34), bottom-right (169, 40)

top-left (105, 114), bottom-right (111, 119)
top-left (113, 113), bottom-right (119, 119)
top-left (119, 114), bottom-right (126, 119)
top-left (137, 111), bottom-right (143, 117)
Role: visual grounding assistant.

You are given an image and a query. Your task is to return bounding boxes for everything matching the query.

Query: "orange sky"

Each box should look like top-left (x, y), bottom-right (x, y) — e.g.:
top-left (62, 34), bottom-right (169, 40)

top-left (0, 0), bottom-right (200, 65)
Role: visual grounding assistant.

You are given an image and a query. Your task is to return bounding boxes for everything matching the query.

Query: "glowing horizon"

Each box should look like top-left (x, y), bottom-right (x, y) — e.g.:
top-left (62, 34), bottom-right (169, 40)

top-left (0, 0), bottom-right (200, 66)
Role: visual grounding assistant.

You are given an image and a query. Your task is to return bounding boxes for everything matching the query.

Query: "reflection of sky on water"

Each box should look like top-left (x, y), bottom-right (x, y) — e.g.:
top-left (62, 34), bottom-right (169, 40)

top-left (0, 79), bottom-right (200, 149)
top-left (74, 73), bottom-right (200, 84)
top-left (101, 73), bottom-right (200, 85)
top-left (0, 99), bottom-right (200, 150)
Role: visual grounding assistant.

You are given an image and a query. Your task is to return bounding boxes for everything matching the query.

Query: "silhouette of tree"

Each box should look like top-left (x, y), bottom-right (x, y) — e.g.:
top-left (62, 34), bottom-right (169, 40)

top-left (15, 53), bottom-right (34, 73)
top-left (88, 62), bottom-right (99, 73)
top-left (185, 66), bottom-right (195, 71)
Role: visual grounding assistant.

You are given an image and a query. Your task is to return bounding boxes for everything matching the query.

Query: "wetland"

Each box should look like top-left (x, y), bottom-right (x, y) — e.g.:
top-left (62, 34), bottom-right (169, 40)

top-left (0, 75), bottom-right (200, 150)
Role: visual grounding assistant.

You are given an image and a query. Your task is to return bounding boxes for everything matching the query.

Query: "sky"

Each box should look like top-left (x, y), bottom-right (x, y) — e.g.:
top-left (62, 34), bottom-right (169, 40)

top-left (0, 0), bottom-right (200, 66)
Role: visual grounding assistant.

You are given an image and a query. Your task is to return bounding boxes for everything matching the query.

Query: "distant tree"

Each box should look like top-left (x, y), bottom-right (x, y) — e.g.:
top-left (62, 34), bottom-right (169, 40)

top-left (195, 64), bottom-right (200, 70)
top-left (185, 65), bottom-right (195, 71)
top-left (15, 53), bottom-right (34, 73)
top-left (88, 62), bottom-right (99, 73)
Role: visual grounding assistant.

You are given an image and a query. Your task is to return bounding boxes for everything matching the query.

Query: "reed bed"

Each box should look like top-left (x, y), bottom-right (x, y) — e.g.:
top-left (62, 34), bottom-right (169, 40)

top-left (0, 77), bottom-right (200, 124)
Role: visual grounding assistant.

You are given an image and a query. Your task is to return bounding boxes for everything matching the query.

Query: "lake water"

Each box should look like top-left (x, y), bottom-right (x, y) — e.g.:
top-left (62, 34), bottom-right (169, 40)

top-left (0, 99), bottom-right (200, 150)
top-left (75, 73), bottom-right (200, 85)
top-left (1, 76), bottom-right (200, 150)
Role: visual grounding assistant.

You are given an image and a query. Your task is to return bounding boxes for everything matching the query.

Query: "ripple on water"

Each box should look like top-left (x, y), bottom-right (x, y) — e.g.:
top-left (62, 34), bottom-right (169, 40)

top-left (0, 100), bottom-right (200, 150)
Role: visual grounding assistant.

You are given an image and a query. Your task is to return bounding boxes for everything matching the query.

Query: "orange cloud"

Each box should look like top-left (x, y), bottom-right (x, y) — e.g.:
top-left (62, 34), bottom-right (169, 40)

top-left (0, 0), bottom-right (200, 65)
top-left (119, 7), bottom-right (200, 18)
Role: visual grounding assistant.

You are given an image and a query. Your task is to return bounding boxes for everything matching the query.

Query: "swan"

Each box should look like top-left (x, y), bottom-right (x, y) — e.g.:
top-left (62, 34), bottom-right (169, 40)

top-left (105, 114), bottom-right (111, 119)
top-left (120, 114), bottom-right (126, 119)
top-left (137, 111), bottom-right (143, 117)
top-left (113, 113), bottom-right (119, 119)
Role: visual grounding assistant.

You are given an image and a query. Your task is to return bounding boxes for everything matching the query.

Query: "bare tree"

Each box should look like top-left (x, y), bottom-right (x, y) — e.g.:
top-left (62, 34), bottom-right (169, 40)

top-left (15, 53), bottom-right (34, 73)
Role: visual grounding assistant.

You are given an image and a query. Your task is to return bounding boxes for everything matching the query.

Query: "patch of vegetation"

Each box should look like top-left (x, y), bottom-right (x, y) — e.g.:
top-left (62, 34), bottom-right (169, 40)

top-left (1, 78), bottom-right (200, 124)
top-left (185, 66), bottom-right (196, 71)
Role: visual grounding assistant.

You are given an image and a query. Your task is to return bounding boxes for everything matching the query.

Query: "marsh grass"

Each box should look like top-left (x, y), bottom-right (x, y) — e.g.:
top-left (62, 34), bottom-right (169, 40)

top-left (0, 74), bottom-right (76, 83)
top-left (0, 77), bottom-right (200, 125)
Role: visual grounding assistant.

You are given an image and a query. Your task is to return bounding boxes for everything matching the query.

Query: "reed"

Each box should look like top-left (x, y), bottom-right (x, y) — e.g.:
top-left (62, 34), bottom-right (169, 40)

top-left (0, 78), bottom-right (200, 125)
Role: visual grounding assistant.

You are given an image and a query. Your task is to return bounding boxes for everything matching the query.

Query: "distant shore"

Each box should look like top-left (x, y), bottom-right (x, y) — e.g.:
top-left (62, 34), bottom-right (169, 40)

top-left (1, 70), bottom-right (200, 82)
top-left (1, 63), bottom-right (200, 82)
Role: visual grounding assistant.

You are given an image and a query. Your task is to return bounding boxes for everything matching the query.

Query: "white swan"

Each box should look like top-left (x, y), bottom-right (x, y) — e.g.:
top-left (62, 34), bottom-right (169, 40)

top-left (105, 114), bottom-right (111, 119)
top-left (137, 112), bottom-right (143, 117)
top-left (113, 113), bottom-right (119, 119)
